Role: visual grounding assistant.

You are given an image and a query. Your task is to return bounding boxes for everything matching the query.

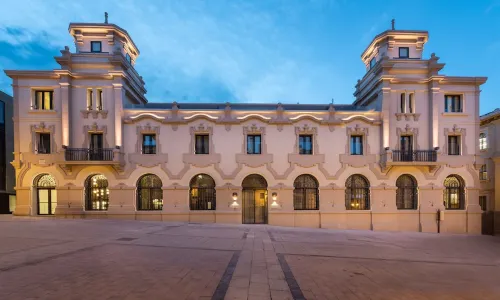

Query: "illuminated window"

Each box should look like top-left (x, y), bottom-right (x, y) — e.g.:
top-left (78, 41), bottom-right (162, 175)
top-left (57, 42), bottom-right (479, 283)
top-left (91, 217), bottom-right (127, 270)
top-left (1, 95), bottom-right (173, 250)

top-left (480, 165), bottom-right (488, 181)
top-left (479, 133), bottom-right (487, 150)
top-left (444, 95), bottom-right (462, 113)
top-left (91, 41), bottom-right (102, 53)
top-left (33, 91), bottom-right (53, 110)
top-left (137, 174), bottom-right (163, 210)
top-left (85, 174), bottom-right (109, 211)
top-left (443, 175), bottom-right (465, 210)
top-left (345, 174), bottom-right (370, 210)
top-left (399, 47), bottom-right (409, 58)
top-left (189, 174), bottom-right (216, 210)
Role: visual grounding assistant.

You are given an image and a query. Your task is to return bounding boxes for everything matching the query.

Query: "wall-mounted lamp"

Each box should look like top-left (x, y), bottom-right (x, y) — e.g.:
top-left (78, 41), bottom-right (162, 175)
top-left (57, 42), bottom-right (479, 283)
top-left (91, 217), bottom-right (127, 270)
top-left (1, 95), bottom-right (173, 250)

top-left (230, 192), bottom-right (239, 209)
top-left (271, 192), bottom-right (280, 208)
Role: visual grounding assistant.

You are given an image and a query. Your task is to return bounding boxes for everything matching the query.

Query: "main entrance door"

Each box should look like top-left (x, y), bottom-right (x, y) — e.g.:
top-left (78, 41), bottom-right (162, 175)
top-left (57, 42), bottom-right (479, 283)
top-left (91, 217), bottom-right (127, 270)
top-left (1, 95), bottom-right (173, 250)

top-left (35, 174), bottom-right (57, 215)
top-left (242, 174), bottom-right (268, 224)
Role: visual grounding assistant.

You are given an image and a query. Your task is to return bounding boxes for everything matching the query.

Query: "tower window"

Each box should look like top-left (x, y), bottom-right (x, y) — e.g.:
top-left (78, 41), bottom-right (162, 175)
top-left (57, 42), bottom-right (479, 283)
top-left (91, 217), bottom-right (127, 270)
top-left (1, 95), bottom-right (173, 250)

top-left (91, 41), bottom-right (102, 53)
top-left (399, 47), bottom-right (409, 58)
top-left (369, 57), bottom-right (376, 69)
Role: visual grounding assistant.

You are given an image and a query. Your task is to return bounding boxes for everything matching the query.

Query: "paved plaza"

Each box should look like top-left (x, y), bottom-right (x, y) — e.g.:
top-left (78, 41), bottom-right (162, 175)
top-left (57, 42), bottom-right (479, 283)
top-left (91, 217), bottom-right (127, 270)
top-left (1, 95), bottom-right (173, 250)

top-left (0, 216), bottom-right (500, 299)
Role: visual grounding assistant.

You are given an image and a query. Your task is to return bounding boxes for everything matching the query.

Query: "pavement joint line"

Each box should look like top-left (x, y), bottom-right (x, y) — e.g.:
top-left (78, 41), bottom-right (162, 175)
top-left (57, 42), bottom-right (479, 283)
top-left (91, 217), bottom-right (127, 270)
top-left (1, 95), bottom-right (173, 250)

top-left (0, 243), bottom-right (107, 272)
top-left (146, 225), bottom-right (183, 235)
top-left (211, 250), bottom-right (241, 300)
top-left (0, 240), bottom-right (73, 256)
top-left (280, 252), bottom-right (500, 267)
top-left (109, 242), bottom-right (239, 252)
top-left (276, 253), bottom-right (306, 300)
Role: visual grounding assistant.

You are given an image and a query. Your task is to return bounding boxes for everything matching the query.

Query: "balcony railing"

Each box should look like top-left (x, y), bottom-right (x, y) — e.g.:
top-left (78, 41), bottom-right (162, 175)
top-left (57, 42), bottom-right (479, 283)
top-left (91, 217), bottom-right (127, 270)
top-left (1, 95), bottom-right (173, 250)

top-left (392, 150), bottom-right (437, 162)
top-left (65, 148), bottom-right (114, 161)
top-left (142, 145), bottom-right (157, 154)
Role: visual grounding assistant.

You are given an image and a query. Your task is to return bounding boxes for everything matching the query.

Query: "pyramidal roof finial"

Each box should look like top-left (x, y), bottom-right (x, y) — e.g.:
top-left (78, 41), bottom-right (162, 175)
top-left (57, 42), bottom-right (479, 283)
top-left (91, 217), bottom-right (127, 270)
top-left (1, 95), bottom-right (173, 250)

top-left (391, 19), bottom-right (395, 30)
top-left (105, 12), bottom-right (109, 24)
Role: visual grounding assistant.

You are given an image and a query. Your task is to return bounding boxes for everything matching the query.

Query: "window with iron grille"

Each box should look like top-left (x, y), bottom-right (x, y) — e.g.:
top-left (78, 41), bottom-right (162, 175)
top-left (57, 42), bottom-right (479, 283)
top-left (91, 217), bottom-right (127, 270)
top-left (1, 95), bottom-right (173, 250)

top-left (85, 174), bottom-right (109, 211)
top-left (247, 135), bottom-right (261, 154)
top-left (350, 136), bottom-right (363, 155)
top-left (293, 174), bottom-right (319, 210)
top-left (195, 134), bottom-right (209, 154)
top-left (137, 174), bottom-right (163, 210)
top-left (480, 165), bottom-right (488, 181)
top-left (37, 133), bottom-right (51, 154)
top-left (448, 136), bottom-right (460, 155)
top-left (479, 133), bottom-right (487, 150)
top-left (443, 175), bottom-right (465, 210)
top-left (142, 134), bottom-right (156, 154)
top-left (444, 95), bottom-right (462, 113)
top-left (345, 174), bottom-right (370, 210)
top-left (479, 196), bottom-right (487, 211)
top-left (33, 91), bottom-right (53, 110)
top-left (189, 174), bottom-right (216, 210)
top-left (299, 135), bottom-right (312, 154)
top-left (396, 174), bottom-right (418, 209)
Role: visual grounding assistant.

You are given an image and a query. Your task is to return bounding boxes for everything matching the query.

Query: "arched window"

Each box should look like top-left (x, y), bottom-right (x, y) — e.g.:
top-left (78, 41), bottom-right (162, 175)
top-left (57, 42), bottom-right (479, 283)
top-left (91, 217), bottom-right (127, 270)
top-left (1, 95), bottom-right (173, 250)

top-left (137, 174), bottom-right (163, 210)
top-left (345, 175), bottom-right (370, 210)
top-left (85, 174), bottom-right (109, 211)
top-left (443, 175), bottom-right (465, 210)
top-left (480, 165), bottom-right (488, 181)
top-left (190, 174), bottom-right (216, 210)
top-left (479, 133), bottom-right (487, 150)
top-left (396, 174), bottom-right (418, 209)
top-left (34, 174), bottom-right (57, 215)
top-left (293, 174), bottom-right (319, 210)
top-left (408, 93), bottom-right (414, 113)
top-left (400, 93), bottom-right (406, 113)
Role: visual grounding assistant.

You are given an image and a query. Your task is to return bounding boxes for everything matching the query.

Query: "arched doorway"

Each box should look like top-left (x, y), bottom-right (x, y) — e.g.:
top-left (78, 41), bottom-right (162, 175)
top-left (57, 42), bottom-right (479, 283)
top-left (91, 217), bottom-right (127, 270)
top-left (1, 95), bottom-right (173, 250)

top-left (34, 174), bottom-right (57, 215)
top-left (189, 174), bottom-right (216, 210)
top-left (242, 174), bottom-right (268, 224)
top-left (85, 174), bottom-right (109, 211)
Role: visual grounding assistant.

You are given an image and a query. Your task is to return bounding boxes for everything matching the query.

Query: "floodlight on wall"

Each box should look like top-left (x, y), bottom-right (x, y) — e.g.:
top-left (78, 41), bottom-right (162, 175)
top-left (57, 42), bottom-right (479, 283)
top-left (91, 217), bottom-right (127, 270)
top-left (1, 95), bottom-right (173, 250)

top-left (271, 192), bottom-right (280, 208)
top-left (230, 192), bottom-right (239, 209)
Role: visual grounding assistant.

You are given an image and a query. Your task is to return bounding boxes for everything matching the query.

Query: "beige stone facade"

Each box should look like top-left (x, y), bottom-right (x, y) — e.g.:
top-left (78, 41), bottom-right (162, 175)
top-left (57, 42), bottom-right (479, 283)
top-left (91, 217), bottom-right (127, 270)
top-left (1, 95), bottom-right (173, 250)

top-left (4, 22), bottom-right (487, 233)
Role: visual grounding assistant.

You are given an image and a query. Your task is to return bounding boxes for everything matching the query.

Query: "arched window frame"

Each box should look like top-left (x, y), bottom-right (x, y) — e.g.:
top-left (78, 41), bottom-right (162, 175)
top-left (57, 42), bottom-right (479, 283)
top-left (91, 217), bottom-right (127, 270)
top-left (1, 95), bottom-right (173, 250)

top-left (293, 174), bottom-right (319, 210)
top-left (85, 174), bottom-right (109, 211)
top-left (137, 174), bottom-right (163, 211)
top-left (345, 174), bottom-right (370, 210)
top-left (189, 174), bottom-right (216, 210)
top-left (396, 174), bottom-right (418, 209)
top-left (443, 175), bottom-right (465, 210)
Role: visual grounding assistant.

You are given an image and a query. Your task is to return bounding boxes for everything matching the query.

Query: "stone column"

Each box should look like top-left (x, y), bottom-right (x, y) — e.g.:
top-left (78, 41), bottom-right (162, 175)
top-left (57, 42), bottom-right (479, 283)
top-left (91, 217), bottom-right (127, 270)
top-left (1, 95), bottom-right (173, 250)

top-left (371, 184), bottom-right (398, 231)
top-left (319, 184), bottom-right (346, 229)
top-left (162, 184), bottom-right (189, 222)
top-left (54, 184), bottom-right (84, 217)
top-left (112, 83), bottom-right (123, 148)
top-left (429, 80), bottom-right (442, 149)
top-left (59, 80), bottom-right (71, 147)
top-left (107, 184), bottom-right (135, 219)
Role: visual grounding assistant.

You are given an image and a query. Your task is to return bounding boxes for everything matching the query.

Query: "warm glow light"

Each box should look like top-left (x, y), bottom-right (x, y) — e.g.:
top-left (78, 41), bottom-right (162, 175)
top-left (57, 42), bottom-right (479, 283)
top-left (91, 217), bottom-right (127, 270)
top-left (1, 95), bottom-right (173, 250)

top-left (183, 113), bottom-right (218, 120)
top-left (232, 192), bottom-right (238, 201)
top-left (341, 115), bottom-right (375, 121)
top-left (289, 114), bottom-right (323, 121)
top-left (130, 113), bottom-right (166, 120)
top-left (236, 114), bottom-right (272, 120)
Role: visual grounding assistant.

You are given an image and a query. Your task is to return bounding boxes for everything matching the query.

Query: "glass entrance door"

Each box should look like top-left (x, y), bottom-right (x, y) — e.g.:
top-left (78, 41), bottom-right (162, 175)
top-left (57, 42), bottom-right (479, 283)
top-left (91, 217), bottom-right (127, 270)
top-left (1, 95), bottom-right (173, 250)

top-left (242, 189), bottom-right (267, 224)
top-left (37, 188), bottom-right (57, 215)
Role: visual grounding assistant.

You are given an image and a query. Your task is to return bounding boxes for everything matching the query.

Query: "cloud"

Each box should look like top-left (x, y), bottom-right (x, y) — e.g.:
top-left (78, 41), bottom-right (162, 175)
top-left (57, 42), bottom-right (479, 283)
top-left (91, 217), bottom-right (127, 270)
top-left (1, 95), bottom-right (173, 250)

top-left (0, 0), bottom-right (349, 104)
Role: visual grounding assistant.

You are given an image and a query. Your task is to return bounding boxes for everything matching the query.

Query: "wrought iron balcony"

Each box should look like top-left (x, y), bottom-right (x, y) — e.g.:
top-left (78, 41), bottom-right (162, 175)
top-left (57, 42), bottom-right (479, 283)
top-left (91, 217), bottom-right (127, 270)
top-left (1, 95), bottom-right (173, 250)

top-left (142, 145), bottom-right (157, 154)
top-left (65, 148), bottom-right (114, 161)
top-left (392, 150), bottom-right (437, 162)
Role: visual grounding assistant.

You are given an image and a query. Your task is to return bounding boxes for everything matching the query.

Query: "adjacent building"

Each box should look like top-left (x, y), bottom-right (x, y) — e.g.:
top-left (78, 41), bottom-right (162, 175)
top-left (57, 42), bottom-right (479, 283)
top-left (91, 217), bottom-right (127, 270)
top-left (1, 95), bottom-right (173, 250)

top-left (480, 109), bottom-right (500, 234)
top-left (4, 21), bottom-right (487, 233)
top-left (0, 91), bottom-right (15, 213)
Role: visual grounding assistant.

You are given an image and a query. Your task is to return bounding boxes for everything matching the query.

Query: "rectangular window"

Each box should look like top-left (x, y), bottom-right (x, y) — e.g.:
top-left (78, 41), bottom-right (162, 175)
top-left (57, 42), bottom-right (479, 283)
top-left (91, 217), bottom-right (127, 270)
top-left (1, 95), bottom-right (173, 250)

top-left (448, 136), bottom-right (460, 155)
top-left (87, 89), bottom-right (93, 110)
top-left (34, 91), bottom-right (53, 110)
top-left (408, 93), bottom-right (414, 113)
top-left (369, 57), bottom-right (376, 69)
top-left (195, 134), bottom-right (209, 154)
top-left (299, 135), bottom-right (313, 155)
top-left (479, 196), bottom-right (487, 211)
top-left (400, 93), bottom-right (406, 113)
top-left (247, 135), bottom-right (262, 154)
top-left (479, 133), bottom-right (487, 150)
top-left (91, 41), bottom-right (102, 53)
top-left (480, 165), bottom-right (488, 181)
top-left (97, 89), bottom-right (103, 110)
top-left (126, 53), bottom-right (132, 64)
top-left (399, 47), bottom-right (409, 58)
top-left (142, 134), bottom-right (156, 154)
top-left (350, 136), bottom-right (363, 155)
top-left (37, 133), bottom-right (51, 154)
top-left (444, 95), bottom-right (462, 113)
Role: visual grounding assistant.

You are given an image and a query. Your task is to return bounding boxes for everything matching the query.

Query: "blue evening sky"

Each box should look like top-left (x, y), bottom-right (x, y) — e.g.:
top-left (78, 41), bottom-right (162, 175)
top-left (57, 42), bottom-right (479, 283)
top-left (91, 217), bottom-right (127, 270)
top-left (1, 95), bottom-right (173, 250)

top-left (0, 0), bottom-right (498, 114)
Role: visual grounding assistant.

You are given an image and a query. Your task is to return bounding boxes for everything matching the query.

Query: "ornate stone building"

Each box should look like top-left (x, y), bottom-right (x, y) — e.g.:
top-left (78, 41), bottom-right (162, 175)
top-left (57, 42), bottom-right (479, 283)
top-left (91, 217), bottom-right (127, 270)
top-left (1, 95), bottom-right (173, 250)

top-left (4, 21), bottom-right (487, 233)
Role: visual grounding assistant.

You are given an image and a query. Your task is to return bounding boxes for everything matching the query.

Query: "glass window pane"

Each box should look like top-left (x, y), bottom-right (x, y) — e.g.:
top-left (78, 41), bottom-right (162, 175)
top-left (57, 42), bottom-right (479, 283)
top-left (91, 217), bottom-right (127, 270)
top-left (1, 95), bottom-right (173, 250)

top-left (43, 92), bottom-right (52, 110)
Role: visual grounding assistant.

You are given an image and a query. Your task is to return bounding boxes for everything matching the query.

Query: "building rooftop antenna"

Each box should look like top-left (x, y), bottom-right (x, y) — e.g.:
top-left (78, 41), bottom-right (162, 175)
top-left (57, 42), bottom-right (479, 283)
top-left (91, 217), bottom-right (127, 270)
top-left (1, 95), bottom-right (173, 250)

top-left (105, 12), bottom-right (108, 24)
top-left (391, 19), bottom-right (395, 30)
